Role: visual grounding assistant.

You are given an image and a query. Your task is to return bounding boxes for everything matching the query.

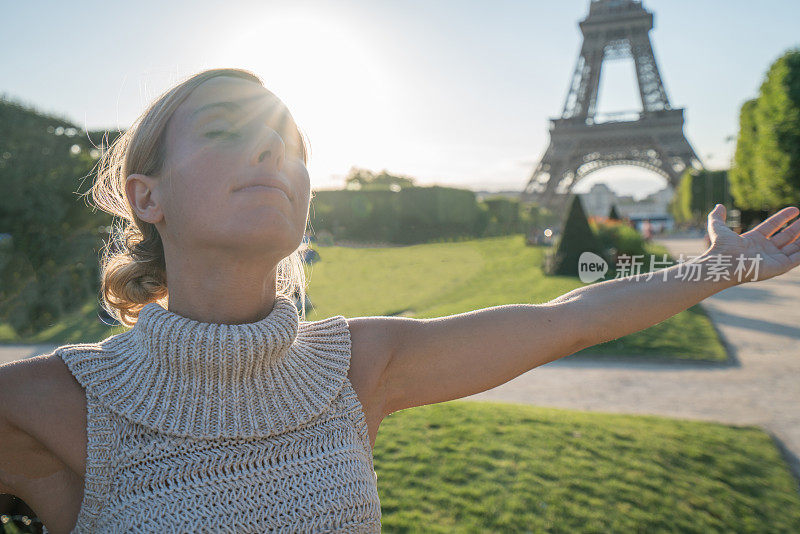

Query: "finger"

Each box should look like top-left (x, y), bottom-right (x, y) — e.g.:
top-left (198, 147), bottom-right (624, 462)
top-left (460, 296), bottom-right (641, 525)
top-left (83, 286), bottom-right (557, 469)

top-left (750, 206), bottom-right (800, 238)
top-left (707, 204), bottom-right (729, 240)
top-left (782, 241), bottom-right (800, 257)
top-left (707, 204), bottom-right (725, 224)
top-left (789, 248), bottom-right (800, 268)
top-left (772, 217), bottom-right (800, 249)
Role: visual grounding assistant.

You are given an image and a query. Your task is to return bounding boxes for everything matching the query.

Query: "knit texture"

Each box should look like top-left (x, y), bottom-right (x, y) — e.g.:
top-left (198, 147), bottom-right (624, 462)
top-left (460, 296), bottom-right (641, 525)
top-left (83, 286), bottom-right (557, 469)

top-left (43, 294), bottom-right (382, 533)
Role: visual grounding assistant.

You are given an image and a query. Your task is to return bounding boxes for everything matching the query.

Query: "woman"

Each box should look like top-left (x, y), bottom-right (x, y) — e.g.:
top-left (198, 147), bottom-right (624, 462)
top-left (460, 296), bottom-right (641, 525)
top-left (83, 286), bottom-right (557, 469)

top-left (1, 67), bottom-right (799, 533)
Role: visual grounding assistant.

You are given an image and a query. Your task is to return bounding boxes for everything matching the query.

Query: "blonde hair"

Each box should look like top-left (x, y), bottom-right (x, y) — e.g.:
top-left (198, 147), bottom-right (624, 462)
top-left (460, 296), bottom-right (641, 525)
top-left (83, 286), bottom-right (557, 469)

top-left (86, 68), bottom-right (314, 327)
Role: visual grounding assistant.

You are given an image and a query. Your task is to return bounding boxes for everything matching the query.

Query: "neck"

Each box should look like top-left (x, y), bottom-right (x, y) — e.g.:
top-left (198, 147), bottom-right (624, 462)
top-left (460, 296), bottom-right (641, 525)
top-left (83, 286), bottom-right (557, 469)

top-left (167, 287), bottom-right (279, 325)
top-left (167, 271), bottom-right (276, 325)
top-left (160, 247), bottom-right (282, 325)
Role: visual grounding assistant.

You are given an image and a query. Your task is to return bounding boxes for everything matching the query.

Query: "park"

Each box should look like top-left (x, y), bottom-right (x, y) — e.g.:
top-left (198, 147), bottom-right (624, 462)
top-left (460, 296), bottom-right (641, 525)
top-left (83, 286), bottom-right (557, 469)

top-left (1, 0), bottom-right (799, 532)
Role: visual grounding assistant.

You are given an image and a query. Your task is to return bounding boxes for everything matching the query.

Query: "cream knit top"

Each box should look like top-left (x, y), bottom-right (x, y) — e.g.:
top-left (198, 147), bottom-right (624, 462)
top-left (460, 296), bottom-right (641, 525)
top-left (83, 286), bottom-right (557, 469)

top-left (42, 294), bottom-right (382, 533)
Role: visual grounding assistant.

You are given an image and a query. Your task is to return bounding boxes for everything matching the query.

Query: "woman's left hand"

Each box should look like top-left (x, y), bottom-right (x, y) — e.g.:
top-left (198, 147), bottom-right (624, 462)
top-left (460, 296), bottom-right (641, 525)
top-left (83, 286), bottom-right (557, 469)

top-left (706, 203), bottom-right (800, 283)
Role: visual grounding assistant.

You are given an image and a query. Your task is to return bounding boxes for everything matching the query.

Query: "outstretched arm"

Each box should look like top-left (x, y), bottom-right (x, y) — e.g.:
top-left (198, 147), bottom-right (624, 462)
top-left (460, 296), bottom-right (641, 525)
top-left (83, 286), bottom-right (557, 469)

top-left (381, 205), bottom-right (800, 416)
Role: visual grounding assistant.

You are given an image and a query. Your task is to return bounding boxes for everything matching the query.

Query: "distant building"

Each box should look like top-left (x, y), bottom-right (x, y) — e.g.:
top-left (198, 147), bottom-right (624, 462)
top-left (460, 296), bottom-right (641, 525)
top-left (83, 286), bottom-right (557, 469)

top-left (475, 183), bottom-right (676, 234)
top-left (578, 183), bottom-right (616, 218)
top-left (579, 183), bottom-right (676, 234)
top-left (644, 185), bottom-right (675, 207)
top-left (619, 185), bottom-right (676, 233)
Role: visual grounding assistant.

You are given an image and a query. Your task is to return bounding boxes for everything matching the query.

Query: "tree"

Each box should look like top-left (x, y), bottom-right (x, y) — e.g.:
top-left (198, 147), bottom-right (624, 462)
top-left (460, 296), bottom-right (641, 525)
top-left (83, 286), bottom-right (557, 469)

top-left (729, 48), bottom-right (800, 211)
top-left (0, 95), bottom-right (116, 335)
top-left (546, 195), bottom-right (606, 277)
top-left (669, 169), bottom-right (693, 224)
top-left (670, 168), bottom-right (731, 225)
top-left (729, 99), bottom-right (762, 210)
top-left (344, 167), bottom-right (415, 191)
top-left (608, 204), bottom-right (621, 220)
top-left (753, 48), bottom-right (800, 208)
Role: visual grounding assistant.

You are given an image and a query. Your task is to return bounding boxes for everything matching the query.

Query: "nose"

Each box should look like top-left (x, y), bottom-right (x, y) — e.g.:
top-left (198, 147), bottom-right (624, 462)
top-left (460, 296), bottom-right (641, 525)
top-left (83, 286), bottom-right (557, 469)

top-left (252, 128), bottom-right (285, 173)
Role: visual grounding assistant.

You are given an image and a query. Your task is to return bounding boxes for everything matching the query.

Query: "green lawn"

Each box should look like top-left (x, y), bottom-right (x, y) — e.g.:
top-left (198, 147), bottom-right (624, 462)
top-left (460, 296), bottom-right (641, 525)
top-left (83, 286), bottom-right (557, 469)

top-left (0, 234), bottom-right (727, 361)
top-left (374, 401), bottom-right (800, 533)
top-left (303, 235), bottom-right (726, 361)
top-left (2, 400), bottom-right (799, 533)
top-left (0, 297), bottom-right (129, 345)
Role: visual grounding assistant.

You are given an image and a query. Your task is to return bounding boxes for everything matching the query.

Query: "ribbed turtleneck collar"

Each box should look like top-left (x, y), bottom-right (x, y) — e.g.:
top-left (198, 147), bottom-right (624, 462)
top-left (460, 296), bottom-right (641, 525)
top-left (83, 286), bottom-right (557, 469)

top-left (134, 294), bottom-right (300, 378)
top-left (57, 294), bottom-right (353, 439)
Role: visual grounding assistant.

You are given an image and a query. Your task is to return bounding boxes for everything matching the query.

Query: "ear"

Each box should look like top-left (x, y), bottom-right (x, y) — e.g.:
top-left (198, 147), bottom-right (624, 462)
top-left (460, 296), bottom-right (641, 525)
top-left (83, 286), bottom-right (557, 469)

top-left (126, 173), bottom-right (165, 224)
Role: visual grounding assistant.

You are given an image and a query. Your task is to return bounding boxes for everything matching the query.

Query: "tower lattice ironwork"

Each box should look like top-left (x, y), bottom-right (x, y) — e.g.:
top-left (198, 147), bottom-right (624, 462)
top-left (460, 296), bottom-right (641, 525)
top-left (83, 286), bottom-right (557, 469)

top-left (520, 0), bottom-right (701, 212)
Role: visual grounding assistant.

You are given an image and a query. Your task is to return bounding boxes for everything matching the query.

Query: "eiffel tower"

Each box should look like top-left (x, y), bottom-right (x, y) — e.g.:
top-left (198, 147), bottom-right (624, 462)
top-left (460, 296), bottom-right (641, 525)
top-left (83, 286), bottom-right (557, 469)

top-left (521, 0), bottom-right (702, 214)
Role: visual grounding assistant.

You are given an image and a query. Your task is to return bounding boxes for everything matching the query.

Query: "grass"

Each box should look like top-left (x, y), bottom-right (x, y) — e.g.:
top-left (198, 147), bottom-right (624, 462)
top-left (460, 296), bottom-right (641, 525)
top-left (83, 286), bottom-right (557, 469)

top-left (3, 400), bottom-right (798, 533)
top-left (374, 400), bottom-right (800, 533)
top-left (0, 298), bottom-right (128, 345)
top-left (303, 234), bottom-right (726, 361)
top-left (0, 234), bottom-right (727, 361)
top-left (570, 242), bottom-right (727, 361)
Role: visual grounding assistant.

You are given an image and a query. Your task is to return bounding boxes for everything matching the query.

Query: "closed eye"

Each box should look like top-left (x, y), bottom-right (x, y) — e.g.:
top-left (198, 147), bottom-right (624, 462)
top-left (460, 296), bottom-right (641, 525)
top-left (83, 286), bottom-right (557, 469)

top-left (206, 130), bottom-right (239, 139)
top-left (206, 128), bottom-right (301, 159)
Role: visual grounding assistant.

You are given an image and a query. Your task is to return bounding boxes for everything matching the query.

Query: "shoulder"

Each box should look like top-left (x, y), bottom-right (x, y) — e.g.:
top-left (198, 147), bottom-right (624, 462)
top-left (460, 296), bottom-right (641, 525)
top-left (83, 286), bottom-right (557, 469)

top-left (296, 314), bottom-right (398, 418)
top-left (0, 350), bottom-right (87, 496)
top-left (0, 349), bottom-right (87, 449)
top-left (339, 315), bottom-right (410, 417)
top-left (1, 351), bottom-right (80, 417)
top-left (344, 314), bottom-right (418, 368)
top-left (345, 316), bottom-right (396, 360)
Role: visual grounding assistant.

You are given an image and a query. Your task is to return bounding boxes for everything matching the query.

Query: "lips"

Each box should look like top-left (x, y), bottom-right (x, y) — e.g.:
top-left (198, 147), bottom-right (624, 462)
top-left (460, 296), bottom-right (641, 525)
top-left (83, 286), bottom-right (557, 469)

top-left (234, 178), bottom-right (292, 200)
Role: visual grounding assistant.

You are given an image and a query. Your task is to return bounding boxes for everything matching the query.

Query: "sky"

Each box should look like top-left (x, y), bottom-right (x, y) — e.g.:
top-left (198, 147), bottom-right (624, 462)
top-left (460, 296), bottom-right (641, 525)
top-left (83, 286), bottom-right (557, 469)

top-left (3, 0), bottom-right (799, 200)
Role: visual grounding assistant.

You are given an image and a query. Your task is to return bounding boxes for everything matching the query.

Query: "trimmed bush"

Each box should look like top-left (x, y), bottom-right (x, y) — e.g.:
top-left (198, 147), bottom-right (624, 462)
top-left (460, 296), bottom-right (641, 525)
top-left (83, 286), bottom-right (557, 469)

top-left (545, 195), bottom-right (607, 276)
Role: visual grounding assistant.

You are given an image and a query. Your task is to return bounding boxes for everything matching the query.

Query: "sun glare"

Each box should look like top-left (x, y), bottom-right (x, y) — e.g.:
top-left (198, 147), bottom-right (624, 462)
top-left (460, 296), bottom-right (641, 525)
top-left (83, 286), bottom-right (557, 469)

top-left (209, 10), bottom-right (400, 188)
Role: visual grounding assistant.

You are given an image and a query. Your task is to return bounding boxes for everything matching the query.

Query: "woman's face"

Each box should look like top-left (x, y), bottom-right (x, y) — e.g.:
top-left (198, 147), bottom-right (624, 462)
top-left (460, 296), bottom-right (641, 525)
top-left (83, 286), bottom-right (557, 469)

top-left (146, 76), bottom-right (311, 262)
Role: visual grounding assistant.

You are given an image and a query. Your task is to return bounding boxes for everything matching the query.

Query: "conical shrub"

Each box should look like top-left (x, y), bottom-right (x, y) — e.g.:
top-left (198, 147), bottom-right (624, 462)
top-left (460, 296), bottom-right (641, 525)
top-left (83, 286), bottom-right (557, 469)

top-left (546, 195), bottom-right (608, 276)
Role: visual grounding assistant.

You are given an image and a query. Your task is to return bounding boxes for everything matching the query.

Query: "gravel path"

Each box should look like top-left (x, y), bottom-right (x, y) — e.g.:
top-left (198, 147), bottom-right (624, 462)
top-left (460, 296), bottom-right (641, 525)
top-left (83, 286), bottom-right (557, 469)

top-left (0, 343), bottom-right (59, 366)
top-left (462, 236), bottom-right (800, 488)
